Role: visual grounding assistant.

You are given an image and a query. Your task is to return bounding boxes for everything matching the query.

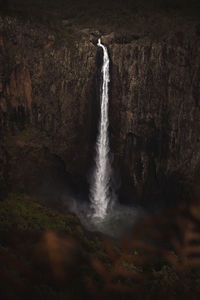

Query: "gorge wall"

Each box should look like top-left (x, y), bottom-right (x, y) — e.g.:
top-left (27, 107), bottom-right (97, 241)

top-left (0, 16), bottom-right (200, 207)
top-left (106, 32), bottom-right (200, 206)
top-left (0, 16), bottom-right (98, 201)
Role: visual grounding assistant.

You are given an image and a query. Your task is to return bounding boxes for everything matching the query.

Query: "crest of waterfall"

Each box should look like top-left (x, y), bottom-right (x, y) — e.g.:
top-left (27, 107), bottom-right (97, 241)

top-left (90, 38), bottom-right (111, 218)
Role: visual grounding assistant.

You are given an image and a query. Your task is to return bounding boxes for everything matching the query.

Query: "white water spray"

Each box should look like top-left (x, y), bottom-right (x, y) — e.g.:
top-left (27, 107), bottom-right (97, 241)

top-left (90, 38), bottom-right (111, 218)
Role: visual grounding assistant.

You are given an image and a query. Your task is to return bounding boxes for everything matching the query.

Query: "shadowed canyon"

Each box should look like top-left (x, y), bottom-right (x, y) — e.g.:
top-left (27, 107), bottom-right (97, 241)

top-left (1, 14), bottom-right (200, 208)
top-left (1, 0), bottom-right (200, 299)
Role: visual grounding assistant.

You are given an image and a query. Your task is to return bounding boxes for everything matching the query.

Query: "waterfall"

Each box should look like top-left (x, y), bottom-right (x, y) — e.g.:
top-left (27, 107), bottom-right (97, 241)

top-left (90, 38), bottom-right (111, 218)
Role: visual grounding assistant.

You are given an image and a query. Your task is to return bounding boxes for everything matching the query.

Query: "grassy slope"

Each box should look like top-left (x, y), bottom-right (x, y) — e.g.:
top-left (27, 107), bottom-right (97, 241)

top-left (0, 193), bottom-right (78, 231)
top-left (0, 193), bottom-right (108, 299)
top-left (0, 193), bottom-right (199, 299)
top-left (0, 193), bottom-right (106, 254)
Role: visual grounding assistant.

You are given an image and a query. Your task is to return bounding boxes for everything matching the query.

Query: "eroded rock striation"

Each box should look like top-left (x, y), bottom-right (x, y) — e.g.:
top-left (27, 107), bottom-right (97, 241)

top-left (1, 16), bottom-right (200, 206)
top-left (109, 31), bottom-right (200, 205)
top-left (0, 16), bottom-right (97, 199)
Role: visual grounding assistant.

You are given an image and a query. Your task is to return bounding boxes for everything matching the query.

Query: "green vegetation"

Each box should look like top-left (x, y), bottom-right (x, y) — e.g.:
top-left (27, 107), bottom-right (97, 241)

top-left (0, 193), bottom-right (109, 299)
top-left (0, 193), bottom-right (200, 298)
top-left (21, 127), bottom-right (50, 140)
top-left (0, 192), bottom-right (77, 231)
top-left (0, 192), bottom-right (106, 257)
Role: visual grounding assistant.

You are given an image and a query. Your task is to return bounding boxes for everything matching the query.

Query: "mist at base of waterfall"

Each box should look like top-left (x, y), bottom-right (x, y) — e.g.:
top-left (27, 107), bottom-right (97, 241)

top-left (85, 205), bottom-right (143, 238)
top-left (66, 198), bottom-right (144, 238)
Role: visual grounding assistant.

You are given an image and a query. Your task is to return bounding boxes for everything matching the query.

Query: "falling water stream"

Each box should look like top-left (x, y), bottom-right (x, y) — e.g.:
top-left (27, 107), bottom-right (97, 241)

top-left (66, 39), bottom-right (143, 238)
top-left (90, 38), bottom-right (111, 218)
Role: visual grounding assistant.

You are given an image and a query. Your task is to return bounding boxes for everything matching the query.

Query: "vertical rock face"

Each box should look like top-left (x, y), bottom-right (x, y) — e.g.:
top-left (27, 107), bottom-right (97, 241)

top-left (0, 15), bottom-right (200, 206)
top-left (4, 64), bottom-right (32, 110)
top-left (108, 32), bottom-right (200, 205)
top-left (0, 16), bottom-right (97, 198)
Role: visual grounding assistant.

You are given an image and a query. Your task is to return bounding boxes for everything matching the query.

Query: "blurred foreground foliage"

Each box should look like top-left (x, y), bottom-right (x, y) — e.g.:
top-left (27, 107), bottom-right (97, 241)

top-left (1, 191), bottom-right (200, 299)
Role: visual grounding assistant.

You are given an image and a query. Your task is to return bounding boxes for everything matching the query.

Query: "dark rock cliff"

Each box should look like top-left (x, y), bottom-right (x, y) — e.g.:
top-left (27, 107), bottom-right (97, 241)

top-left (1, 16), bottom-right (200, 207)
top-left (0, 16), bottom-right (97, 200)
top-left (105, 31), bottom-right (200, 206)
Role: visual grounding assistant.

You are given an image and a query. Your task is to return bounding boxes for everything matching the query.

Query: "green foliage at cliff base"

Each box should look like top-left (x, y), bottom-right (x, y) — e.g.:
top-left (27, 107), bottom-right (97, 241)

top-left (0, 193), bottom-right (74, 231)
top-left (0, 193), bottom-right (106, 257)
top-left (0, 193), bottom-right (199, 299)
